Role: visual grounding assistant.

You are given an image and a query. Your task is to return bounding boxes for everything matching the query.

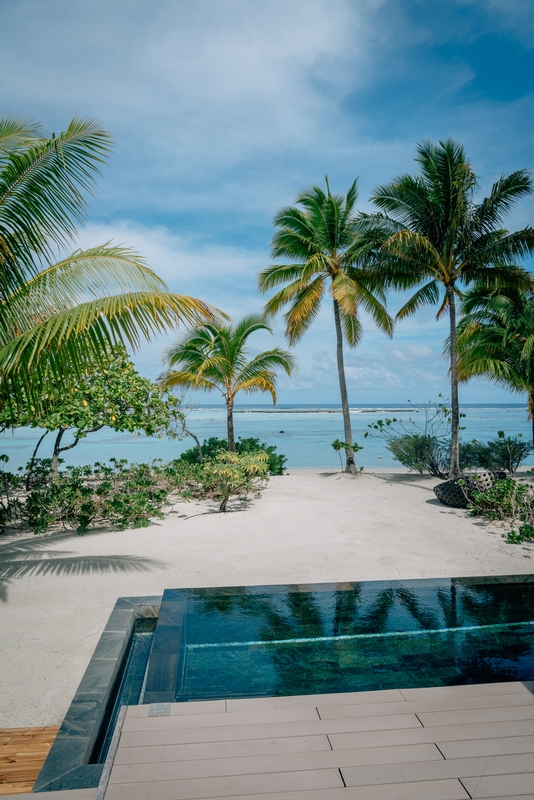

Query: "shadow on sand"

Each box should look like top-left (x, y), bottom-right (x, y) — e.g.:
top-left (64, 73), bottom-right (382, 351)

top-left (0, 532), bottom-right (165, 603)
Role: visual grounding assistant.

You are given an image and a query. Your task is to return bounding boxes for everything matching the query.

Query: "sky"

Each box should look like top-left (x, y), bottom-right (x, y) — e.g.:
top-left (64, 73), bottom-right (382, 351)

top-left (2, 0), bottom-right (534, 405)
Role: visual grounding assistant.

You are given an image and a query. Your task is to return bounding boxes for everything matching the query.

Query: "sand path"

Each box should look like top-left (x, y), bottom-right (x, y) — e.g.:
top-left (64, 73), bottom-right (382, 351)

top-left (1, 470), bottom-right (533, 728)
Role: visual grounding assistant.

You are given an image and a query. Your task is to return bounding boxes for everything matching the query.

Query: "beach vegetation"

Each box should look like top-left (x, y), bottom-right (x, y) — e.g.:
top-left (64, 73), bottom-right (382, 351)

top-left (0, 450), bottom-right (270, 534)
top-left (464, 476), bottom-right (534, 543)
top-left (331, 438), bottom-right (363, 471)
top-left (0, 116), bottom-right (218, 411)
top-left (364, 399), bottom-right (468, 477)
top-left (258, 178), bottom-right (393, 474)
top-left (160, 314), bottom-right (294, 451)
top-left (464, 431), bottom-right (531, 476)
top-left (202, 450), bottom-right (269, 512)
top-left (366, 140), bottom-right (534, 477)
top-left (0, 346), bottom-right (183, 480)
top-left (457, 286), bottom-right (534, 445)
top-left (178, 435), bottom-right (287, 475)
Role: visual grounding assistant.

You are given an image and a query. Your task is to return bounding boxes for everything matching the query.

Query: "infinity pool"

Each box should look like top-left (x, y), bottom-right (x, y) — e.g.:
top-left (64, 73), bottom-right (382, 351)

top-left (140, 576), bottom-right (534, 704)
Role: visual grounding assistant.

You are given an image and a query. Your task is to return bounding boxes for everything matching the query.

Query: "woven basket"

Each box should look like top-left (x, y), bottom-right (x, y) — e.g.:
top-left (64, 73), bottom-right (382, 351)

top-left (434, 471), bottom-right (507, 509)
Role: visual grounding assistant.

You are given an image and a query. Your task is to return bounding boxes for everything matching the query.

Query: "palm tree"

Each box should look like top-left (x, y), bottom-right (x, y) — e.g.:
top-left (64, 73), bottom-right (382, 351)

top-left (368, 140), bottom-right (534, 476)
top-left (159, 314), bottom-right (295, 450)
top-left (258, 178), bottom-right (393, 473)
top-left (457, 286), bottom-right (534, 444)
top-left (0, 116), bottom-right (217, 408)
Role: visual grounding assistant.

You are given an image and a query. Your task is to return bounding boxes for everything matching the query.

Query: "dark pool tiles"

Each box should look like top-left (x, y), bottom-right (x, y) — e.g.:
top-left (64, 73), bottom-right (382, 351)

top-left (33, 596), bottom-right (162, 793)
top-left (32, 735), bottom-right (102, 792)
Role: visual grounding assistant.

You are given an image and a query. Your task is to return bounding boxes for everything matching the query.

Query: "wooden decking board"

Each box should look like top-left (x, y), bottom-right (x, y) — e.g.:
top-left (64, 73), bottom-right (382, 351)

top-left (0, 726), bottom-right (59, 796)
top-left (103, 681), bottom-right (534, 800)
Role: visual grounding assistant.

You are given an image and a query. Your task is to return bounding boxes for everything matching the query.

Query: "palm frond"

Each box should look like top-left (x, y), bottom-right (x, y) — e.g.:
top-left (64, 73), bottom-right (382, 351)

top-left (0, 117), bottom-right (112, 270)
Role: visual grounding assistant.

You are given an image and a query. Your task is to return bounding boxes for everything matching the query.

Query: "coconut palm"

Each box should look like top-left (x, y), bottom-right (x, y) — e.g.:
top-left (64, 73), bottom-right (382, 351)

top-left (258, 178), bottom-right (393, 473)
top-left (0, 116), bottom-right (217, 408)
top-left (457, 286), bottom-right (534, 444)
top-left (368, 140), bottom-right (534, 476)
top-left (159, 314), bottom-right (295, 450)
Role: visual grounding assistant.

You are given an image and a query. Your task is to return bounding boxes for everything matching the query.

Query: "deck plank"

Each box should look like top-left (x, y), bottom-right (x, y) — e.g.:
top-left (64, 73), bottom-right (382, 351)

top-left (104, 682), bottom-right (534, 800)
top-left (0, 726), bottom-right (59, 796)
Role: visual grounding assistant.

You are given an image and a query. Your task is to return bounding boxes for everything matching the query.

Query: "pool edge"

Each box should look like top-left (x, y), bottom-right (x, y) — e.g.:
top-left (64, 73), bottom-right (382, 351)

top-left (32, 595), bottom-right (161, 794)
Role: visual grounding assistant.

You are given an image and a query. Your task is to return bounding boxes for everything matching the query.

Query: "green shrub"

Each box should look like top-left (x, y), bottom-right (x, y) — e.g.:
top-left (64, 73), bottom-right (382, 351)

top-left (384, 434), bottom-right (477, 477)
top-left (178, 436), bottom-right (287, 475)
top-left (467, 477), bottom-right (534, 544)
top-left (465, 432), bottom-right (531, 475)
top-left (0, 452), bottom-right (271, 535)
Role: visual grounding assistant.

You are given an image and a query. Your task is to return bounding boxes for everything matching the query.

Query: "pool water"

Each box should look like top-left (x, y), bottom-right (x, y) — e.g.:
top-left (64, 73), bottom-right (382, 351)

top-left (142, 576), bottom-right (534, 703)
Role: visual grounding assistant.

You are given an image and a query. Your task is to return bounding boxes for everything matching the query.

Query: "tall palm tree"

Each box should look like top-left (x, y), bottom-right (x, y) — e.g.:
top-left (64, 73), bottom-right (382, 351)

top-left (159, 314), bottom-right (295, 450)
top-left (258, 178), bottom-right (393, 474)
top-left (0, 116), bottom-right (217, 408)
top-left (457, 286), bottom-right (534, 444)
top-left (368, 140), bottom-right (534, 476)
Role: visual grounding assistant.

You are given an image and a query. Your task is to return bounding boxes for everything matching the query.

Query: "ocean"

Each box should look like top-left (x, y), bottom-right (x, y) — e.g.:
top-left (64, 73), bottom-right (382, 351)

top-left (1, 404), bottom-right (532, 472)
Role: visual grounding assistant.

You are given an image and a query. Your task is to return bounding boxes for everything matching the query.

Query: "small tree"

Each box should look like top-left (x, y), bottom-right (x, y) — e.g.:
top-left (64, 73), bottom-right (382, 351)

top-left (1, 347), bottom-right (183, 477)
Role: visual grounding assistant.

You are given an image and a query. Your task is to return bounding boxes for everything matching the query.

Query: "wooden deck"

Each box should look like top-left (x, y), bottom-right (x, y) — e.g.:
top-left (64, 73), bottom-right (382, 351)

top-left (104, 680), bottom-right (534, 799)
top-left (0, 726), bottom-right (59, 795)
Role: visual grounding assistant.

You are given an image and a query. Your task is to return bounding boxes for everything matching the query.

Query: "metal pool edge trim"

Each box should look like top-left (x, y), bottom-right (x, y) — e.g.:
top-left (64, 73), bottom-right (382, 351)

top-left (32, 595), bottom-right (161, 794)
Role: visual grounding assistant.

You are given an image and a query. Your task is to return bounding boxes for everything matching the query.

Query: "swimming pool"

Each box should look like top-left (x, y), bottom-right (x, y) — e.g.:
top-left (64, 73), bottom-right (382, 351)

top-left (142, 575), bottom-right (534, 704)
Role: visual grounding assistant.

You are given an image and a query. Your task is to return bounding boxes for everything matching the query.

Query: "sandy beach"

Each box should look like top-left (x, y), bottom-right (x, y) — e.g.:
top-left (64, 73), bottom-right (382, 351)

top-left (1, 469), bottom-right (533, 729)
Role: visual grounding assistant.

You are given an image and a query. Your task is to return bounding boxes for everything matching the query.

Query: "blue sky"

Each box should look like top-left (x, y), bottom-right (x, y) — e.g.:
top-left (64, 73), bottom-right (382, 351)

top-left (2, 0), bottom-right (534, 405)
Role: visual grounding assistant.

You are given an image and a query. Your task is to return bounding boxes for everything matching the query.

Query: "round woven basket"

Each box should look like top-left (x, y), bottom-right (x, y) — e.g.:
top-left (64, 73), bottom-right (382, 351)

top-left (433, 471), bottom-right (507, 509)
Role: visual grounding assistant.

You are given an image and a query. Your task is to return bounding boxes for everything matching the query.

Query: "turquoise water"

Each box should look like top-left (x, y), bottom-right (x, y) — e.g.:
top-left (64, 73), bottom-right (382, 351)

top-left (1, 404), bottom-right (532, 471)
top-left (143, 577), bottom-right (534, 702)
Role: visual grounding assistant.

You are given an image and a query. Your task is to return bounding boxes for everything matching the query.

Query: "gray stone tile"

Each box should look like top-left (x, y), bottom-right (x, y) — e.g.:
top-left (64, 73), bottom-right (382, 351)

top-left (32, 736), bottom-right (93, 791)
top-left (462, 772), bottom-right (534, 798)
top-left (76, 657), bottom-right (119, 695)
top-left (438, 734), bottom-right (534, 760)
top-left (90, 631), bottom-right (129, 661)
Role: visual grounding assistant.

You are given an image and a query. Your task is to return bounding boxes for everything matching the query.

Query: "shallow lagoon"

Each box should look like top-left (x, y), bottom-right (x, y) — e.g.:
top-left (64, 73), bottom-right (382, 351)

top-left (1, 404), bottom-right (532, 470)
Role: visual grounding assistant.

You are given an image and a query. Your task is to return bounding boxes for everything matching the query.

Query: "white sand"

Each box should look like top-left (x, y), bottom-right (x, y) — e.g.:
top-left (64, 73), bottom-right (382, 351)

top-left (1, 469), bottom-right (533, 728)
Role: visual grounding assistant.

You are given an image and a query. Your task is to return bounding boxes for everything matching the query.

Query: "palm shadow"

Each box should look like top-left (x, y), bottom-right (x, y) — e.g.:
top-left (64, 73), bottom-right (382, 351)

top-left (0, 536), bottom-right (165, 603)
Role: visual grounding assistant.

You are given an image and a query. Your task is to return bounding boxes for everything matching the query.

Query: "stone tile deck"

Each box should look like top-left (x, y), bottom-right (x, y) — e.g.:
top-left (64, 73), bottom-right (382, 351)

top-left (103, 681), bottom-right (534, 799)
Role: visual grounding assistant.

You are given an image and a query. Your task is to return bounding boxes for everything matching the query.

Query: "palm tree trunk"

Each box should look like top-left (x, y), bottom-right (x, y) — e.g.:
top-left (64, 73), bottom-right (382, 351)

top-left (447, 284), bottom-right (461, 477)
top-left (333, 299), bottom-right (356, 474)
top-left (528, 390), bottom-right (534, 448)
top-left (226, 396), bottom-right (235, 452)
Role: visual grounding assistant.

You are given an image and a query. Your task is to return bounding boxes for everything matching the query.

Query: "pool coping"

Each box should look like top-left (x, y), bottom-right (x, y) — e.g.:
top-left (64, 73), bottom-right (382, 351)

top-left (32, 595), bottom-right (161, 794)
